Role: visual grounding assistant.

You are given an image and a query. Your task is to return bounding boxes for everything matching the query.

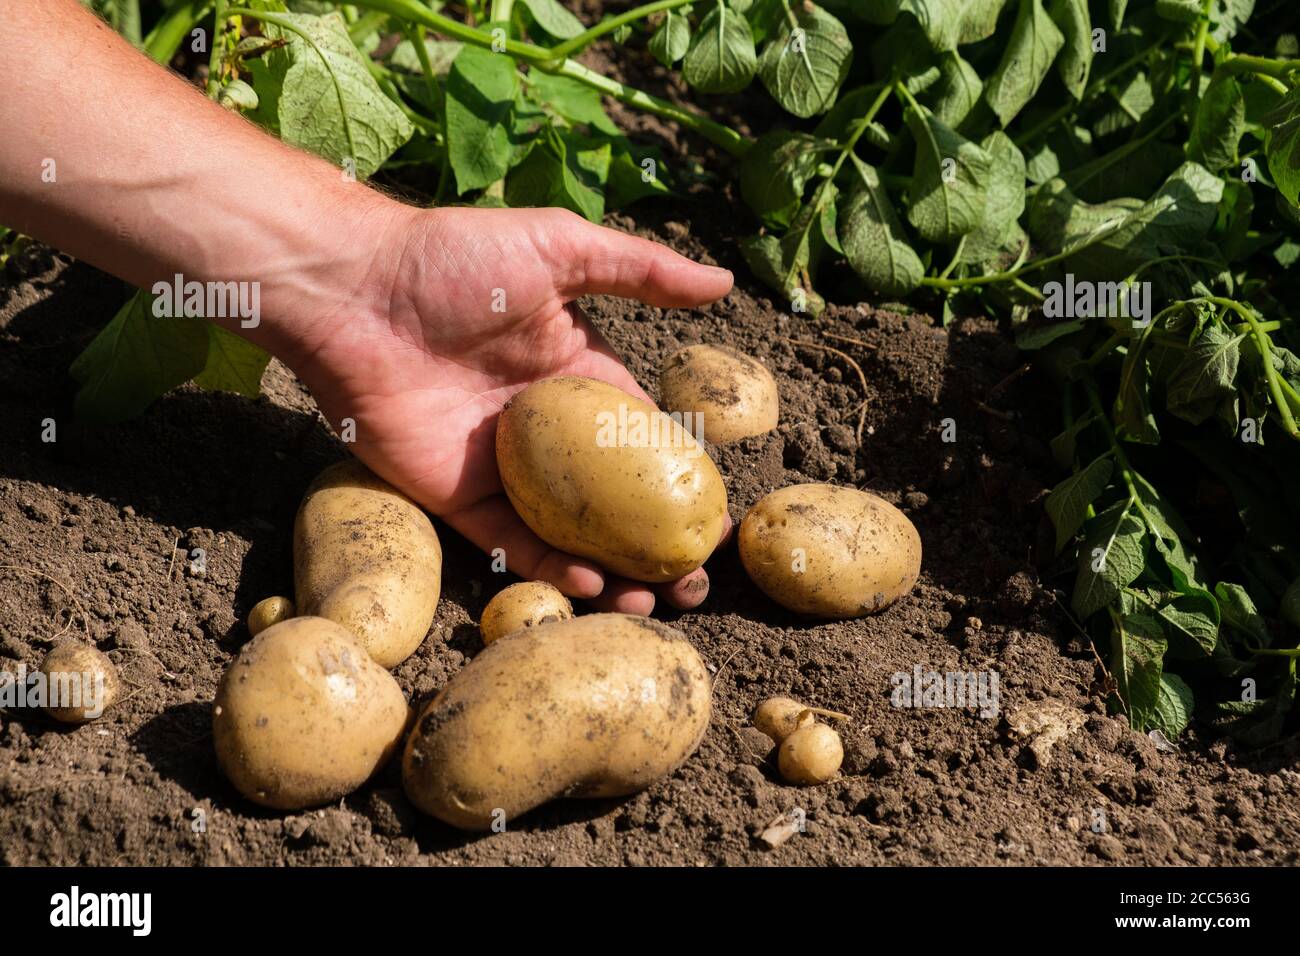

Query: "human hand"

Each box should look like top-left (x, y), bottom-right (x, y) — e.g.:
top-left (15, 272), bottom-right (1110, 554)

top-left (285, 205), bottom-right (735, 615)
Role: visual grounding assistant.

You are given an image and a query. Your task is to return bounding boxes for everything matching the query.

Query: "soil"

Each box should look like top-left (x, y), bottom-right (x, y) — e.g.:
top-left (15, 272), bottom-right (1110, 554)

top-left (2, 11), bottom-right (1299, 867)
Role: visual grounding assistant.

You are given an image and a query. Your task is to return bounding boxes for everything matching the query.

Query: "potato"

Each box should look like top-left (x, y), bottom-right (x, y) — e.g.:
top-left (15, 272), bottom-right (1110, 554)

top-left (778, 723), bottom-right (843, 785)
top-left (38, 642), bottom-right (119, 724)
top-left (247, 596), bottom-right (294, 637)
top-left (739, 484), bottom-right (921, 617)
top-left (479, 581), bottom-right (573, 646)
top-left (752, 696), bottom-right (814, 743)
top-left (496, 376), bottom-right (727, 583)
top-left (213, 616), bottom-right (408, 810)
top-left (294, 460), bottom-right (442, 668)
top-left (659, 345), bottom-right (779, 444)
top-left (403, 613), bottom-right (712, 830)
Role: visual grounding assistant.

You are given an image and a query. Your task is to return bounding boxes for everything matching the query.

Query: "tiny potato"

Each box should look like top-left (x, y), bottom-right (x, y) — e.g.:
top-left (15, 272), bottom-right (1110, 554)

top-left (659, 345), bottom-right (779, 444)
top-left (403, 613), bottom-right (712, 830)
top-left (496, 376), bottom-right (727, 583)
top-left (213, 616), bottom-right (409, 810)
top-left (778, 723), bottom-right (844, 785)
top-left (247, 596), bottom-right (295, 637)
top-left (39, 642), bottom-right (120, 724)
top-left (479, 581), bottom-right (573, 645)
top-left (752, 696), bottom-right (814, 743)
top-left (294, 460), bottom-right (442, 668)
top-left (739, 484), bottom-right (921, 618)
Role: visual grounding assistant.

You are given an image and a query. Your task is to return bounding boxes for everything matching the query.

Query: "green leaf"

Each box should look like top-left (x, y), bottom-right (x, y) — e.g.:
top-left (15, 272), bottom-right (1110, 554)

top-left (1114, 339), bottom-right (1161, 444)
top-left (1158, 592), bottom-right (1219, 658)
top-left (193, 325), bottom-right (271, 396)
top-left (898, 0), bottom-right (963, 51)
top-left (683, 0), bottom-right (757, 94)
top-left (904, 104), bottom-right (993, 243)
top-left (758, 4), bottom-right (853, 118)
top-left (1048, 0), bottom-right (1091, 100)
top-left (518, 0), bottom-right (585, 40)
top-left (606, 141), bottom-right (672, 208)
top-left (1165, 323), bottom-right (1243, 425)
top-left (1110, 611), bottom-right (1167, 731)
top-left (961, 130), bottom-right (1028, 269)
top-left (70, 291), bottom-right (210, 424)
top-left (1072, 502), bottom-right (1147, 619)
top-left (740, 130), bottom-right (830, 228)
top-left (1151, 672), bottom-right (1193, 738)
top-left (445, 45), bottom-right (518, 193)
top-left (1263, 84), bottom-right (1300, 207)
top-left (649, 10), bottom-right (691, 67)
top-left (1109, 0), bottom-right (1127, 29)
top-left (926, 51), bottom-right (983, 129)
top-left (960, 0), bottom-right (1009, 43)
top-left (984, 0), bottom-right (1064, 127)
top-left (389, 38), bottom-right (463, 76)
top-left (505, 127), bottom-right (611, 222)
top-left (1189, 73), bottom-right (1245, 172)
top-left (839, 156), bottom-right (924, 296)
top-left (1214, 581), bottom-right (1271, 647)
top-left (246, 11), bottom-right (413, 180)
top-left (1045, 454), bottom-right (1113, 553)
top-left (525, 71), bottom-right (620, 135)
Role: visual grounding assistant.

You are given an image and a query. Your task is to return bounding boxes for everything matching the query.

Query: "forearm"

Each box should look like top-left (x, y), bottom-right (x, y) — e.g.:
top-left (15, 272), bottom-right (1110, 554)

top-left (0, 0), bottom-right (403, 360)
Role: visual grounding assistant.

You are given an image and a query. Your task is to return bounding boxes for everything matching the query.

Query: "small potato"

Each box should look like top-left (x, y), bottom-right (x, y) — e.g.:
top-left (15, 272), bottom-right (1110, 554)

top-left (739, 484), bottom-right (921, 618)
top-left (247, 596), bottom-right (295, 637)
top-left (39, 642), bottom-right (120, 724)
top-left (778, 723), bottom-right (844, 785)
top-left (659, 345), bottom-right (779, 444)
top-left (479, 581), bottom-right (573, 645)
top-left (403, 613), bottom-right (712, 830)
top-left (496, 376), bottom-right (727, 582)
top-left (213, 616), bottom-right (408, 810)
top-left (752, 696), bottom-right (814, 743)
top-left (294, 460), bottom-right (442, 668)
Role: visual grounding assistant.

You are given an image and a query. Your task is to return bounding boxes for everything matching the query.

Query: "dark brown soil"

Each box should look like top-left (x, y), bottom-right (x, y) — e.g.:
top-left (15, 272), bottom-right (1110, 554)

top-left (1, 8), bottom-right (1298, 864)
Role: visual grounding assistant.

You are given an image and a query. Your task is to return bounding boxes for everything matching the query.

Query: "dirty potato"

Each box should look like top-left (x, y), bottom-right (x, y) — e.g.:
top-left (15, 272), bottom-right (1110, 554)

top-left (738, 483), bottom-right (921, 617)
top-left (247, 595), bottom-right (295, 637)
top-left (213, 616), bottom-right (409, 810)
top-left (403, 613), bottom-right (712, 830)
top-left (294, 460), bottom-right (442, 668)
top-left (479, 581), bottom-right (574, 645)
top-left (659, 344), bottom-right (779, 444)
top-left (39, 642), bottom-right (120, 724)
top-left (495, 376), bottom-right (727, 582)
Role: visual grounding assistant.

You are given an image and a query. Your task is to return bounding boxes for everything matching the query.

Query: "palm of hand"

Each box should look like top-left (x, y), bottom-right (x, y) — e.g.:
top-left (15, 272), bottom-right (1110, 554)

top-left (293, 208), bottom-right (733, 614)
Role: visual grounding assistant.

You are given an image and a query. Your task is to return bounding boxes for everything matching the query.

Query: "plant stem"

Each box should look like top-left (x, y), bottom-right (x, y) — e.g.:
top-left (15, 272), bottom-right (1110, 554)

top-left (1208, 297), bottom-right (1300, 439)
top-left (1188, 0), bottom-right (1215, 79)
top-left (344, 0), bottom-right (752, 156)
top-left (550, 0), bottom-right (696, 59)
top-left (491, 0), bottom-right (516, 24)
top-left (1216, 53), bottom-right (1300, 81)
top-left (144, 0), bottom-right (213, 64)
top-left (206, 0), bottom-right (229, 96)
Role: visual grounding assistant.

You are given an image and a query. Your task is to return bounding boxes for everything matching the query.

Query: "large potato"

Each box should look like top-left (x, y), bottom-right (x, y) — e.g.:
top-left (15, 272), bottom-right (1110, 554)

top-left (294, 460), bottom-right (442, 668)
top-left (213, 617), bottom-right (409, 810)
top-left (739, 484), bottom-right (921, 618)
top-left (403, 613), bottom-right (712, 830)
top-left (659, 345), bottom-right (779, 443)
top-left (495, 376), bottom-right (727, 583)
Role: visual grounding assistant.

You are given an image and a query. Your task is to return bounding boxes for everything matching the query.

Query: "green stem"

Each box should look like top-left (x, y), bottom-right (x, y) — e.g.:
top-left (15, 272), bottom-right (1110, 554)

top-left (1188, 0), bottom-right (1214, 79)
top-left (1084, 379), bottom-right (1140, 507)
top-left (144, 0), bottom-right (212, 64)
top-left (1208, 297), bottom-right (1300, 439)
top-left (1216, 53), bottom-right (1300, 81)
top-left (206, 0), bottom-right (228, 96)
top-left (549, 0), bottom-right (696, 59)
top-left (344, 0), bottom-right (751, 156)
top-left (491, 0), bottom-right (516, 24)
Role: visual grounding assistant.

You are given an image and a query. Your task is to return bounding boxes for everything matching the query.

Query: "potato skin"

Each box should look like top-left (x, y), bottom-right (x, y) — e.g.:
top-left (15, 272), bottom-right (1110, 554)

top-left (39, 642), bottom-right (119, 724)
top-left (479, 581), bottom-right (573, 645)
top-left (247, 596), bottom-right (295, 637)
top-left (778, 723), bottom-right (843, 785)
top-left (659, 345), bottom-right (779, 444)
top-left (403, 613), bottom-right (712, 830)
top-left (294, 460), bottom-right (442, 668)
top-left (495, 376), bottom-right (727, 583)
top-left (739, 484), bottom-right (921, 618)
top-left (213, 617), bottom-right (408, 810)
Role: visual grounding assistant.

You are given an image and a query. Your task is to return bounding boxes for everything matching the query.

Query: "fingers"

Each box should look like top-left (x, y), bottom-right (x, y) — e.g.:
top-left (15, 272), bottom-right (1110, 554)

top-left (444, 497), bottom-right (605, 599)
top-left (547, 213), bottom-right (734, 309)
top-left (658, 568), bottom-right (710, 610)
top-left (587, 579), bottom-right (657, 616)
